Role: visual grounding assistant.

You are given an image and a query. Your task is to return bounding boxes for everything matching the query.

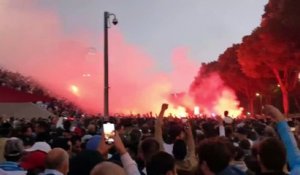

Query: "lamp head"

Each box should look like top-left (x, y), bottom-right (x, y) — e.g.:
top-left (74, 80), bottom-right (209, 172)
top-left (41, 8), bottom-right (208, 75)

top-left (112, 18), bottom-right (118, 25)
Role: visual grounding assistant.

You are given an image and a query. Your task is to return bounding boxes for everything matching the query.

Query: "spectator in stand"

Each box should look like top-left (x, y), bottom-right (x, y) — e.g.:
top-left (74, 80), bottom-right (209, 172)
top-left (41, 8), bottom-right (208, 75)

top-left (173, 121), bottom-right (198, 174)
top-left (155, 104), bottom-right (185, 155)
top-left (138, 138), bottom-right (160, 174)
top-left (99, 131), bottom-right (140, 175)
top-left (35, 120), bottom-right (51, 142)
top-left (42, 148), bottom-right (69, 175)
top-left (264, 105), bottom-right (300, 175)
top-left (20, 124), bottom-right (35, 148)
top-left (90, 162), bottom-right (126, 175)
top-left (198, 137), bottom-right (245, 175)
top-left (231, 147), bottom-right (249, 173)
top-left (20, 142), bottom-right (51, 175)
top-left (0, 138), bottom-right (26, 175)
top-left (51, 137), bottom-right (72, 157)
top-left (70, 136), bottom-right (82, 158)
top-left (146, 151), bottom-right (176, 175)
top-left (81, 123), bottom-right (98, 144)
top-left (0, 122), bottom-right (11, 163)
top-left (257, 137), bottom-right (287, 175)
top-left (69, 150), bottom-right (104, 175)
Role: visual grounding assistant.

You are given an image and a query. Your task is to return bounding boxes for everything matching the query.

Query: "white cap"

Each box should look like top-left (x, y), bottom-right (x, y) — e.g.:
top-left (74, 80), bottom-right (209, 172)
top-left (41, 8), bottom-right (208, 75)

top-left (25, 142), bottom-right (51, 153)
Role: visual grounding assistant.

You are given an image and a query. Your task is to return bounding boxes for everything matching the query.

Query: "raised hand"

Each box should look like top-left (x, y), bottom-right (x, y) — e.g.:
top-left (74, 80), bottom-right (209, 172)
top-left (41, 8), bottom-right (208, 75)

top-left (161, 103), bottom-right (169, 111)
top-left (98, 131), bottom-right (113, 158)
top-left (113, 131), bottom-right (127, 155)
top-left (263, 105), bottom-right (285, 122)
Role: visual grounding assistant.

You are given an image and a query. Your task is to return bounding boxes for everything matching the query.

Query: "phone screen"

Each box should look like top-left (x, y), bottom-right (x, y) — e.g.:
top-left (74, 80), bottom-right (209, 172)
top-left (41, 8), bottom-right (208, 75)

top-left (103, 122), bottom-right (115, 144)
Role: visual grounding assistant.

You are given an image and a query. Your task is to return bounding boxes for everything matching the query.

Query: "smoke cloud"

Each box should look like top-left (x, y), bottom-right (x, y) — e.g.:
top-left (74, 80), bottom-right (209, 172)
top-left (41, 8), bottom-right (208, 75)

top-left (0, 1), bottom-right (241, 117)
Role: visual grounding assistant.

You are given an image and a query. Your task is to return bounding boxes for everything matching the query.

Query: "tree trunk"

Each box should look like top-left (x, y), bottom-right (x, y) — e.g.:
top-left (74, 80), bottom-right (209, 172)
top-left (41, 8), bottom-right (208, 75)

top-left (281, 87), bottom-right (289, 115)
top-left (248, 97), bottom-right (254, 117)
top-left (272, 68), bottom-right (289, 115)
top-left (294, 97), bottom-right (300, 113)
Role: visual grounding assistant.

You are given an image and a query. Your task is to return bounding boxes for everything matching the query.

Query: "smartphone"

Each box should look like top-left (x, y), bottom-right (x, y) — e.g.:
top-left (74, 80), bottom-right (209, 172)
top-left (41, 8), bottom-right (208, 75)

top-left (103, 122), bottom-right (115, 144)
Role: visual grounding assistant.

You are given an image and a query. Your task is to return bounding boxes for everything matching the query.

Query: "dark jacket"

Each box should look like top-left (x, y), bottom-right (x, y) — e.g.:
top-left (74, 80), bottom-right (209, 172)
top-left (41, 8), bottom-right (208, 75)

top-left (218, 166), bottom-right (246, 175)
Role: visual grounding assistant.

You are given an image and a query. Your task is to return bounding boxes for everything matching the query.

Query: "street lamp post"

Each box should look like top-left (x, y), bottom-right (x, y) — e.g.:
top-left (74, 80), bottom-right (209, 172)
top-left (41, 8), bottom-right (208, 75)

top-left (104, 11), bottom-right (118, 119)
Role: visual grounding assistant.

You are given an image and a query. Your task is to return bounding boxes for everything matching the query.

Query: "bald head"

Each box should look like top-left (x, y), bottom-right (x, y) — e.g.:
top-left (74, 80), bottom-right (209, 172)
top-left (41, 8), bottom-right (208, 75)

top-left (91, 162), bottom-right (126, 175)
top-left (45, 148), bottom-right (69, 174)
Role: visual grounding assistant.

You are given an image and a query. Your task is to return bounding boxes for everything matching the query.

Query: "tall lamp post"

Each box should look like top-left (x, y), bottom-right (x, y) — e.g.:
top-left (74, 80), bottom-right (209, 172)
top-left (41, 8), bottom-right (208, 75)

top-left (104, 11), bottom-right (118, 119)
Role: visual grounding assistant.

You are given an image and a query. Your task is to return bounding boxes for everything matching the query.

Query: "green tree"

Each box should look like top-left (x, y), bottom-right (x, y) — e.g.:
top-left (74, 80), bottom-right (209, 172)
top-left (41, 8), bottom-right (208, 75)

top-left (238, 27), bottom-right (300, 115)
top-left (218, 44), bottom-right (272, 114)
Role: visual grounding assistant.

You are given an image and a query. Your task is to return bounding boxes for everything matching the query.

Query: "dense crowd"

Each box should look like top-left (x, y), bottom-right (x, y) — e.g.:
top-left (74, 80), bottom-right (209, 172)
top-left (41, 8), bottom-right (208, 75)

top-left (1, 70), bottom-right (300, 175)
top-left (0, 103), bottom-right (300, 175)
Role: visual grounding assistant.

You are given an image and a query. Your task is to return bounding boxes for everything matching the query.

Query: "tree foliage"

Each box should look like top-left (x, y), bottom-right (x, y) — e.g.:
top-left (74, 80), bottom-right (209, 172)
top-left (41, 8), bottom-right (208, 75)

top-left (237, 0), bottom-right (300, 114)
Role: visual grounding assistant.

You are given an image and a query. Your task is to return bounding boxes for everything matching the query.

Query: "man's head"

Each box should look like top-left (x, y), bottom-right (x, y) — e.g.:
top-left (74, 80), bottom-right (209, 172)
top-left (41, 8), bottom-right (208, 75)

top-left (35, 120), bottom-right (49, 134)
top-left (139, 138), bottom-right (160, 163)
top-left (168, 124), bottom-right (185, 143)
top-left (224, 111), bottom-right (229, 117)
top-left (71, 136), bottom-right (82, 155)
top-left (146, 151), bottom-right (176, 175)
top-left (172, 139), bottom-right (187, 161)
top-left (4, 138), bottom-right (24, 162)
top-left (258, 137), bottom-right (286, 172)
top-left (198, 137), bottom-right (232, 174)
top-left (90, 161), bottom-right (126, 175)
top-left (45, 148), bottom-right (69, 175)
top-left (87, 123), bottom-right (97, 135)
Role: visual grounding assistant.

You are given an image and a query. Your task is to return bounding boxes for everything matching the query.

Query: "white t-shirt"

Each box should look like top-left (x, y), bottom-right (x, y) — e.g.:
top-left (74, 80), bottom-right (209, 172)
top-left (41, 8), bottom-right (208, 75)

top-left (163, 143), bottom-right (174, 155)
top-left (0, 169), bottom-right (27, 175)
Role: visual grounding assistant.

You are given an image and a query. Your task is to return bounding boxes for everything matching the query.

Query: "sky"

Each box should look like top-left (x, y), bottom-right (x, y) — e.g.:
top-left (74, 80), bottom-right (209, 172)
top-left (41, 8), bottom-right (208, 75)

top-left (0, 0), bottom-right (268, 114)
top-left (37, 0), bottom-right (268, 71)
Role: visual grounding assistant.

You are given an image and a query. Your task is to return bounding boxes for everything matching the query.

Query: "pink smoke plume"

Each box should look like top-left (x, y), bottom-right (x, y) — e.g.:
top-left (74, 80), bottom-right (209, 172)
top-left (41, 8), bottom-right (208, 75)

top-left (0, 1), bottom-right (242, 117)
top-left (189, 73), bottom-right (243, 117)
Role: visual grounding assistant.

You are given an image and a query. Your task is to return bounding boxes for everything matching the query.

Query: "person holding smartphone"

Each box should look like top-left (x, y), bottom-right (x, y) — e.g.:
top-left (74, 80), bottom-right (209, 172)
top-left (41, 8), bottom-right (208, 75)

top-left (98, 124), bottom-right (140, 175)
top-left (264, 105), bottom-right (300, 175)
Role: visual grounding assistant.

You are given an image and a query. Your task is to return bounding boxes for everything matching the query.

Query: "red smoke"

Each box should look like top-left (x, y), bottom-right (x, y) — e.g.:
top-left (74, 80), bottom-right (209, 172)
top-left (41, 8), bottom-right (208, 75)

top-left (0, 1), bottom-right (242, 117)
top-left (189, 73), bottom-right (243, 118)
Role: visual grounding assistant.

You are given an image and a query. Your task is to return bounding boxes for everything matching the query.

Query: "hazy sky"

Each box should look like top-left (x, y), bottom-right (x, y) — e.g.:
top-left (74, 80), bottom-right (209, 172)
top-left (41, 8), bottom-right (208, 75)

top-left (37, 0), bottom-right (267, 70)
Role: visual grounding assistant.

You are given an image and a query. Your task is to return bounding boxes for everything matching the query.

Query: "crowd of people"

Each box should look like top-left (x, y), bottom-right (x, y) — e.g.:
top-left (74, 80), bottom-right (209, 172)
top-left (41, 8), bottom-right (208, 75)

top-left (2, 69), bottom-right (300, 175)
top-left (0, 103), bottom-right (300, 175)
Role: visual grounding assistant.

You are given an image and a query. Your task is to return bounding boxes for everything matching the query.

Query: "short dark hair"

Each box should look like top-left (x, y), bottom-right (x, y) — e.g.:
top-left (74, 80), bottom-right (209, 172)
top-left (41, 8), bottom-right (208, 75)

top-left (51, 137), bottom-right (71, 151)
top-left (146, 151), bottom-right (175, 175)
top-left (234, 147), bottom-right (245, 161)
top-left (168, 124), bottom-right (183, 143)
top-left (172, 139), bottom-right (187, 160)
top-left (224, 111), bottom-right (229, 116)
top-left (198, 137), bottom-right (232, 173)
top-left (258, 138), bottom-right (286, 171)
top-left (239, 139), bottom-right (251, 150)
top-left (36, 120), bottom-right (50, 131)
top-left (140, 138), bottom-right (160, 163)
top-left (71, 135), bottom-right (81, 145)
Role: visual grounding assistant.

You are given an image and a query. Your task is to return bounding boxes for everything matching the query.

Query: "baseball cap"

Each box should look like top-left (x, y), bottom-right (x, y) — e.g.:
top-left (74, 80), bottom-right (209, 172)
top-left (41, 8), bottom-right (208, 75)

top-left (20, 151), bottom-right (47, 170)
top-left (25, 142), bottom-right (51, 153)
top-left (86, 135), bottom-right (101, 151)
top-left (4, 137), bottom-right (24, 157)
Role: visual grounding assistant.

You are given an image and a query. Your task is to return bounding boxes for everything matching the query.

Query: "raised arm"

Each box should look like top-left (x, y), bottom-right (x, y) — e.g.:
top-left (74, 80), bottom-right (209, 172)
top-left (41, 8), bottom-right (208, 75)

top-left (114, 132), bottom-right (140, 175)
top-left (185, 121), bottom-right (198, 166)
top-left (264, 105), bottom-right (300, 173)
top-left (154, 103), bottom-right (168, 151)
